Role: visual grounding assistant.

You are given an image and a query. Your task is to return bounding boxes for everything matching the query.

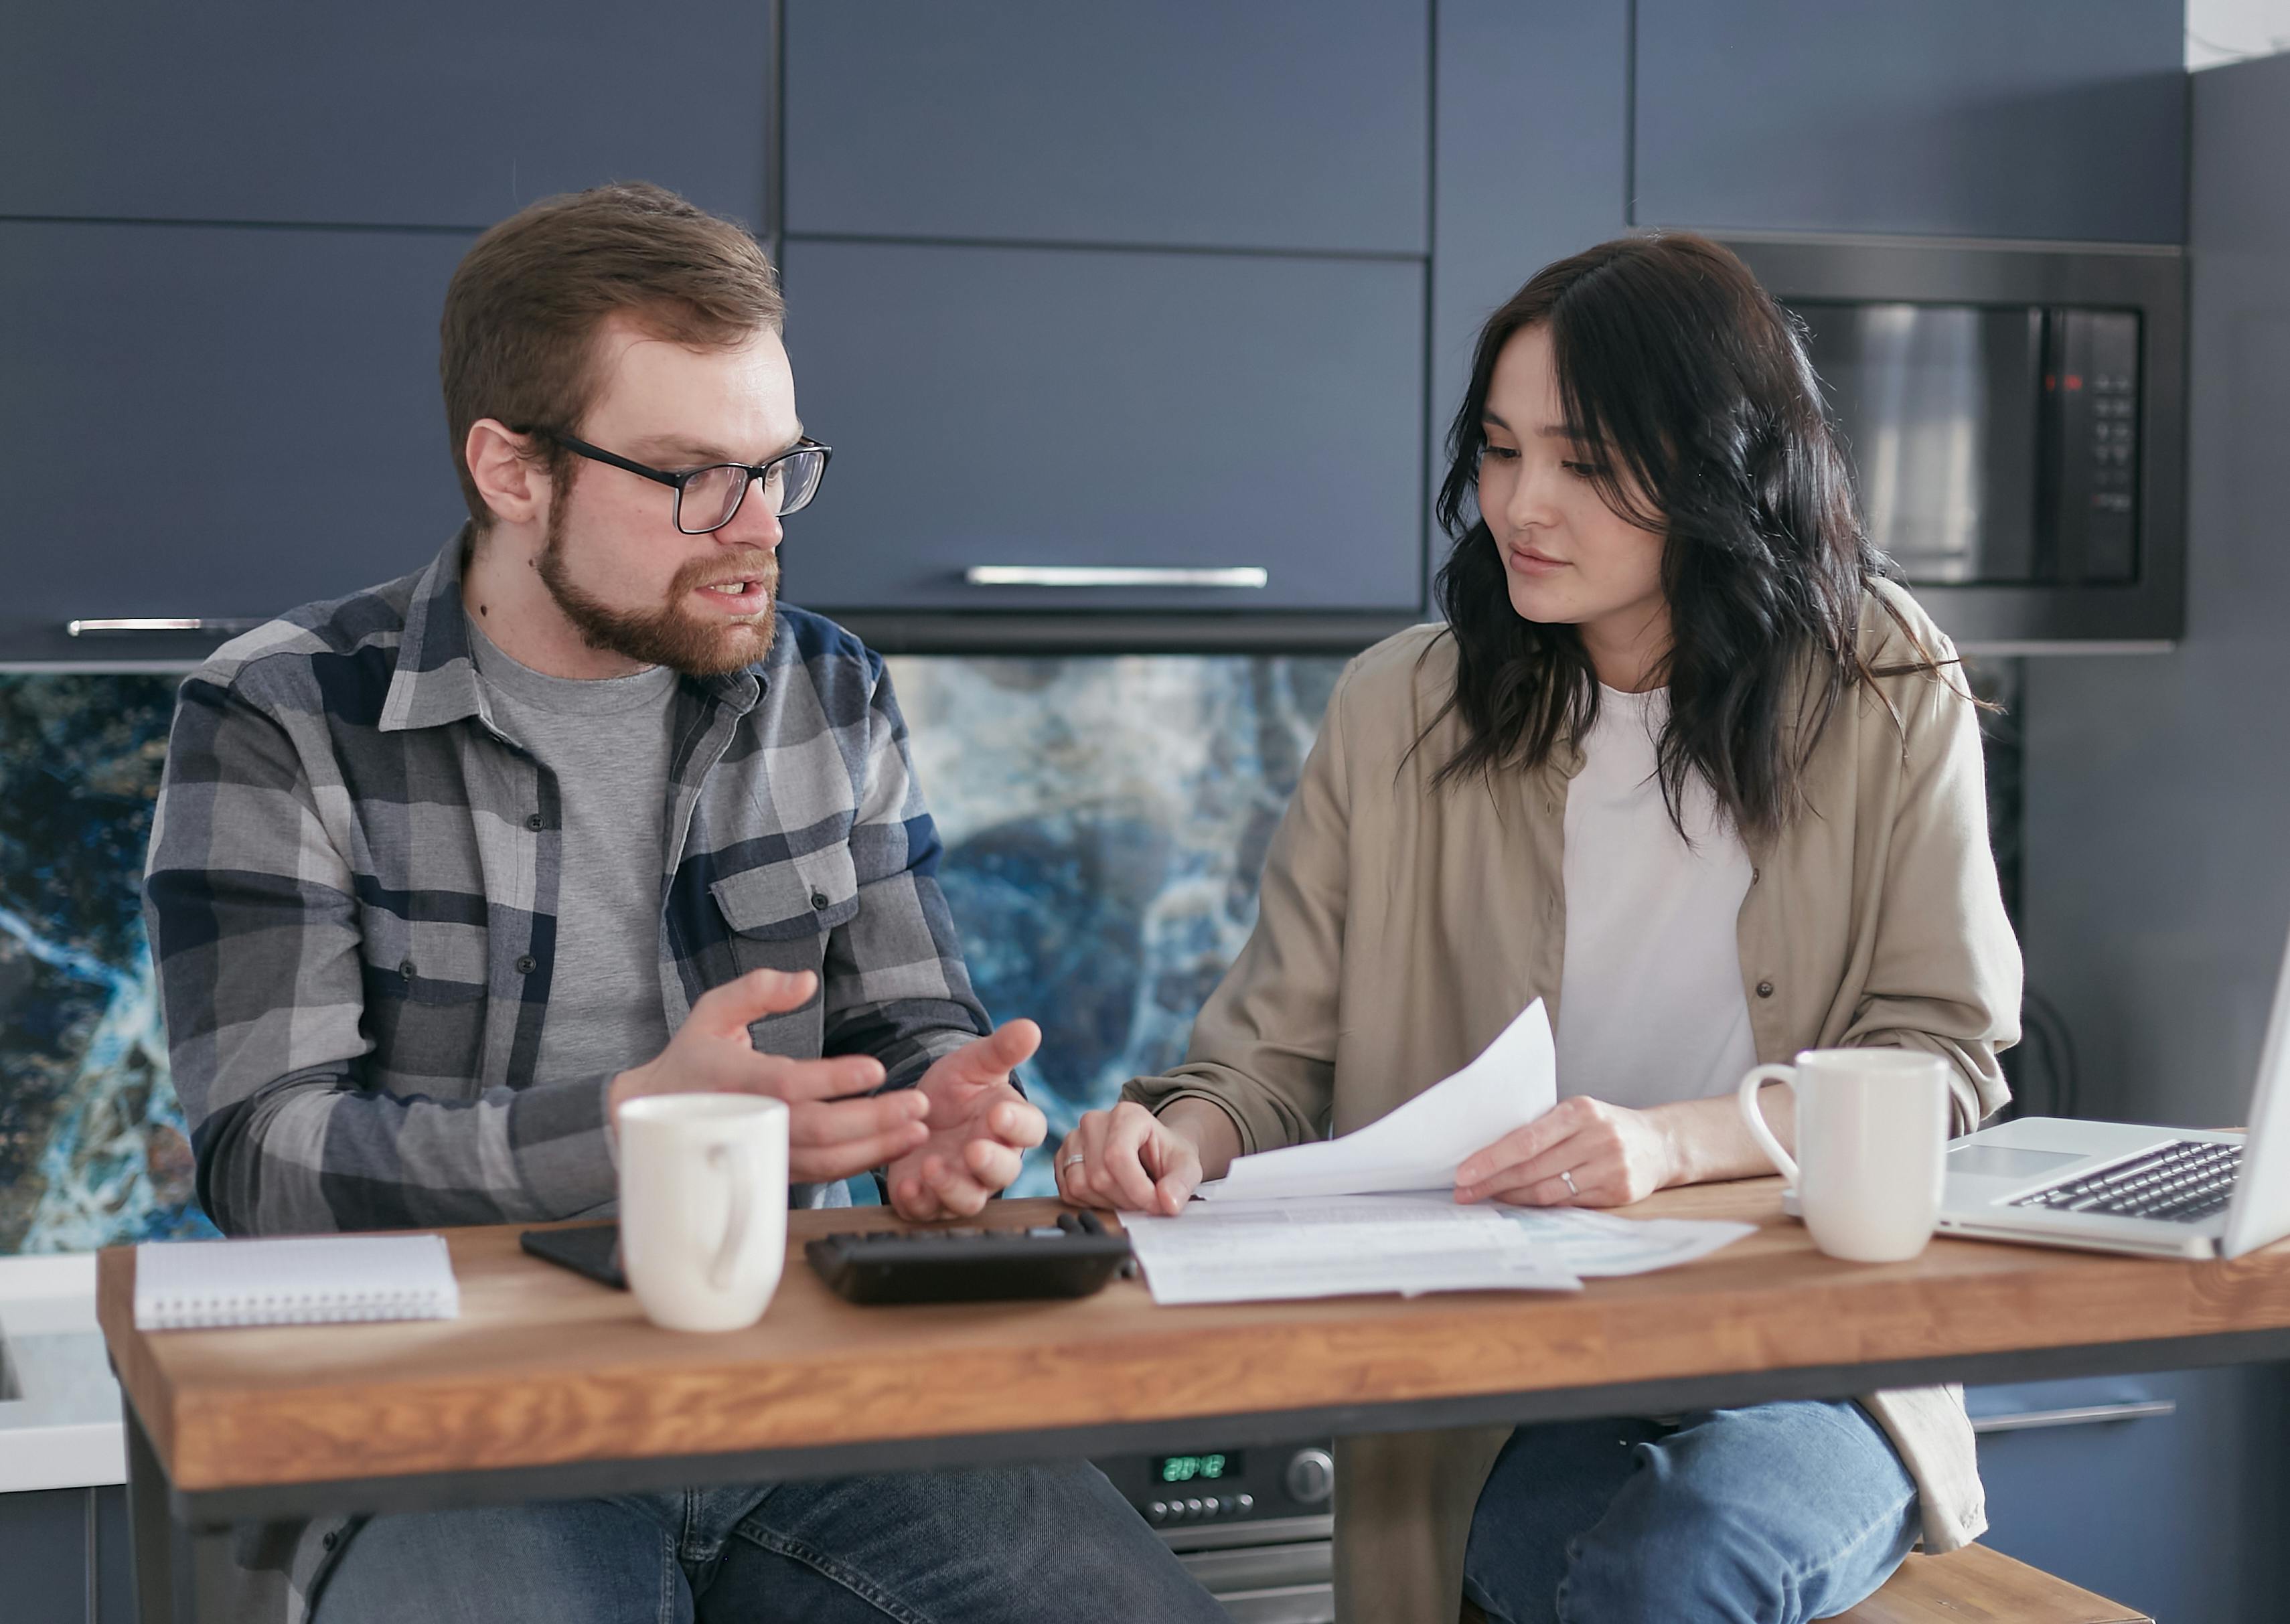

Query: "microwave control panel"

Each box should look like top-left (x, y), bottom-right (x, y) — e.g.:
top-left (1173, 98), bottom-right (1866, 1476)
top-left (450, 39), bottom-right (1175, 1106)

top-left (2042, 309), bottom-right (2141, 583)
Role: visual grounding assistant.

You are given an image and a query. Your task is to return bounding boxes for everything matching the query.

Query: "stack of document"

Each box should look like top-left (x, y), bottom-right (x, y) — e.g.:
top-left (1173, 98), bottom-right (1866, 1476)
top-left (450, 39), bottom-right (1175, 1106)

top-left (1124, 1194), bottom-right (1581, 1303)
top-left (1122, 1001), bottom-right (1753, 1306)
top-left (1491, 1204), bottom-right (1756, 1278)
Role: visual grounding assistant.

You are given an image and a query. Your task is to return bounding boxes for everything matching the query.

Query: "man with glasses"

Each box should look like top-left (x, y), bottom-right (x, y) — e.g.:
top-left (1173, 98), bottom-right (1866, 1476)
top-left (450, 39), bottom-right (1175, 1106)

top-left (143, 183), bottom-right (1224, 1623)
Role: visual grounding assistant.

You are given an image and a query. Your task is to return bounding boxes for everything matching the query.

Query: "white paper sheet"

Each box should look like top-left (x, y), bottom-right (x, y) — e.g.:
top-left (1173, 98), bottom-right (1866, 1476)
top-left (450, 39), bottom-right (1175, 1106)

top-left (1195, 999), bottom-right (1557, 1202)
top-left (1491, 1205), bottom-right (1756, 1277)
top-left (1122, 1193), bottom-right (1582, 1304)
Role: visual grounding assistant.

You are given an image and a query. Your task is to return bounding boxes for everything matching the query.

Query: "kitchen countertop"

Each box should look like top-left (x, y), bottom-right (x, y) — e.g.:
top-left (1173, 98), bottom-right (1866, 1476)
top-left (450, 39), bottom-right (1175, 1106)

top-left (0, 1253), bottom-right (125, 1492)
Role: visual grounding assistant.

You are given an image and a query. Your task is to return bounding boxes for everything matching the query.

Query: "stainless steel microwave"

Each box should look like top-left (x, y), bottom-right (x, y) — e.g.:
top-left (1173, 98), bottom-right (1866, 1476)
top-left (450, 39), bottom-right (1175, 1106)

top-left (1718, 234), bottom-right (2186, 648)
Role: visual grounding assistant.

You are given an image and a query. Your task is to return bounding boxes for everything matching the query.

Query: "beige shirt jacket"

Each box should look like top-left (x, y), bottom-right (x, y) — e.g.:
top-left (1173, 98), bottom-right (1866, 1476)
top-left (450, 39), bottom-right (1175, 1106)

top-left (1122, 582), bottom-right (2022, 1624)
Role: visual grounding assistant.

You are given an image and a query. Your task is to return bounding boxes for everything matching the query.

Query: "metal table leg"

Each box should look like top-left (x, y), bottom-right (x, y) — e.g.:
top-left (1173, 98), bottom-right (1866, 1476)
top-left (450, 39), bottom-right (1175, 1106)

top-left (124, 1400), bottom-right (176, 1624)
top-left (123, 1398), bottom-right (239, 1624)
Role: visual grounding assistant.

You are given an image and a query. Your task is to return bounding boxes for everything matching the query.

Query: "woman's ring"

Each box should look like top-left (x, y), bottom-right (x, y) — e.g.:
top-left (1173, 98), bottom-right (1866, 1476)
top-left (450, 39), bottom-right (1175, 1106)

top-left (1559, 1169), bottom-right (1579, 1197)
top-left (1062, 1152), bottom-right (1087, 1169)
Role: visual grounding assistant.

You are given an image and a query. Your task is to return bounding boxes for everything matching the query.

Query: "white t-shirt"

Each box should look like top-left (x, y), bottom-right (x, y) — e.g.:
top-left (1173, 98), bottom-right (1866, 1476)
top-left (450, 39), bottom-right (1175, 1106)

top-left (1555, 685), bottom-right (1758, 1109)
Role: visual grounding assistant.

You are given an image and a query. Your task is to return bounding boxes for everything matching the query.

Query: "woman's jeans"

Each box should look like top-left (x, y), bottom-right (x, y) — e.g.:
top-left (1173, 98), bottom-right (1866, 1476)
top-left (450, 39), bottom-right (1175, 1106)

top-left (316, 1459), bottom-right (1228, 1624)
top-left (1464, 1400), bottom-right (1921, 1624)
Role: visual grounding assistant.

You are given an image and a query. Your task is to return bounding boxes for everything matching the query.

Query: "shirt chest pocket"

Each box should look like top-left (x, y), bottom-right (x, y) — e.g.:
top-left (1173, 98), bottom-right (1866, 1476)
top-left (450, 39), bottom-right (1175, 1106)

top-left (708, 845), bottom-right (862, 946)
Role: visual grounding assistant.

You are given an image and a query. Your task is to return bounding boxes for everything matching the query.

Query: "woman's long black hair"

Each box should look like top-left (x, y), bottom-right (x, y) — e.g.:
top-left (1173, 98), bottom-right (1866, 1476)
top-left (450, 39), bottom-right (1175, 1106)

top-left (1425, 232), bottom-right (1943, 839)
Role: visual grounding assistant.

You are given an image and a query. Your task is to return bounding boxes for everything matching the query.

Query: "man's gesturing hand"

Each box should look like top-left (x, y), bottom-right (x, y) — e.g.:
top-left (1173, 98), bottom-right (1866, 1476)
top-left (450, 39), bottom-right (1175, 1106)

top-left (608, 969), bottom-right (929, 1185)
top-left (884, 1020), bottom-right (1049, 1221)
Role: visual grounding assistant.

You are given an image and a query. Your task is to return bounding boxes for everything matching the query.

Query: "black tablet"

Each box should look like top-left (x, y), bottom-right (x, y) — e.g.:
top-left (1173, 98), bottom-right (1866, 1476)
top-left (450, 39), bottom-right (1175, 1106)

top-left (520, 1222), bottom-right (625, 1289)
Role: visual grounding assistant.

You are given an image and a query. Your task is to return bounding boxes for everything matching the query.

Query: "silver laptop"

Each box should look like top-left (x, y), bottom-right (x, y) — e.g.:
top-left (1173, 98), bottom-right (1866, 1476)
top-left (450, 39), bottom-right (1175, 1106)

top-left (1932, 920), bottom-right (2290, 1261)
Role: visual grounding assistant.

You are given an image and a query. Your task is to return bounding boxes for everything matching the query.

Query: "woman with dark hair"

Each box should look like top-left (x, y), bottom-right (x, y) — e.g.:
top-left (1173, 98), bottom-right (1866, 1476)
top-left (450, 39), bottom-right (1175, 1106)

top-left (1055, 232), bottom-right (2021, 1624)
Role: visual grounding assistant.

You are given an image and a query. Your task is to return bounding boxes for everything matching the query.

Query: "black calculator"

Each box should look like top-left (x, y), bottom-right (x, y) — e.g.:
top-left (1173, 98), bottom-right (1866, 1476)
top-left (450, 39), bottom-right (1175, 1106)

top-left (805, 1210), bottom-right (1132, 1305)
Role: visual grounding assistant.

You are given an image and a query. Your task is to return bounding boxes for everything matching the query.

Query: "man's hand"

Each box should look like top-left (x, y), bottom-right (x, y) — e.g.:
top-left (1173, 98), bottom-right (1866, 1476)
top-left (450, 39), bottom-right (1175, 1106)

top-left (883, 1020), bottom-right (1049, 1220)
top-left (1453, 1096), bottom-right (1680, 1208)
top-left (609, 969), bottom-right (929, 1185)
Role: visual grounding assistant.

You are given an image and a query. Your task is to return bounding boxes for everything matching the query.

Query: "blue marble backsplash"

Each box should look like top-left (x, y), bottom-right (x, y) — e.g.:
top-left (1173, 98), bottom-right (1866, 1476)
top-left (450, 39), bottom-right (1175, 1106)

top-left (902, 656), bottom-right (1341, 1198)
top-left (0, 674), bottom-right (204, 1254)
top-left (0, 652), bottom-right (2021, 1252)
top-left (0, 657), bottom-right (1341, 1252)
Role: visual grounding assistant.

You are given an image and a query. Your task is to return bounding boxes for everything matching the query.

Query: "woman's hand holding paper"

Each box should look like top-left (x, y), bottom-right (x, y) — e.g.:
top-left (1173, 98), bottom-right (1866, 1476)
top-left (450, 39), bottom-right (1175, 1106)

top-left (1453, 1095), bottom-right (1677, 1208)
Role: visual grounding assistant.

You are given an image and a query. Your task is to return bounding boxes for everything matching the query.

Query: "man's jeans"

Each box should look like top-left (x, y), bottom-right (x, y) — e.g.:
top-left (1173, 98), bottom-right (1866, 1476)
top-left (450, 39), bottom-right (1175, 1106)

top-left (316, 1460), bottom-right (1229, 1623)
top-left (1464, 1400), bottom-right (1921, 1624)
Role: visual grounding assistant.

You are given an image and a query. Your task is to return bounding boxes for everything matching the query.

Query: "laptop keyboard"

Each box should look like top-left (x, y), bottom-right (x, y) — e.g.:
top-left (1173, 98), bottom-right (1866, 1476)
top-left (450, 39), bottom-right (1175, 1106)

top-left (2010, 1139), bottom-right (2243, 1224)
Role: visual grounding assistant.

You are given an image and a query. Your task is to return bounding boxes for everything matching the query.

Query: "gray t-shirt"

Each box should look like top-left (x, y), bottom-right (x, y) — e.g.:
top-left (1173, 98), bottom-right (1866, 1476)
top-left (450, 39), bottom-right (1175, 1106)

top-left (468, 616), bottom-right (678, 1084)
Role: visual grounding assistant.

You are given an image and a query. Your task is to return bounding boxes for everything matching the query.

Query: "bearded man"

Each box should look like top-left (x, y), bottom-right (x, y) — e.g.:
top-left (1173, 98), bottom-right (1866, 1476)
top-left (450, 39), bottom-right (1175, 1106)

top-left (143, 182), bottom-right (1225, 1624)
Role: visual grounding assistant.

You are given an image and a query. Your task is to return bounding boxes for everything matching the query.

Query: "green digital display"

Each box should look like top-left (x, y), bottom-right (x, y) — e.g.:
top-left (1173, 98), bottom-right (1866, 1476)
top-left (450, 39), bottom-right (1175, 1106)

top-left (1154, 1451), bottom-right (1243, 1483)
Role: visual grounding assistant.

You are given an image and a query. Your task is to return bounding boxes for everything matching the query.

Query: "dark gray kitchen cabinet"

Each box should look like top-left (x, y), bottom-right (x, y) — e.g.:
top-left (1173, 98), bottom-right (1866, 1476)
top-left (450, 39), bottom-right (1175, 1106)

top-left (0, 222), bottom-right (469, 663)
top-left (1428, 0), bottom-right (1630, 602)
top-left (783, 0), bottom-right (1429, 256)
top-left (1632, 0), bottom-right (2187, 243)
top-left (0, 1484), bottom-right (133, 1624)
top-left (0, 2), bottom-right (771, 228)
top-left (1968, 1366), bottom-right (2290, 1621)
top-left (0, 1486), bottom-right (90, 1623)
top-left (776, 239), bottom-right (1426, 616)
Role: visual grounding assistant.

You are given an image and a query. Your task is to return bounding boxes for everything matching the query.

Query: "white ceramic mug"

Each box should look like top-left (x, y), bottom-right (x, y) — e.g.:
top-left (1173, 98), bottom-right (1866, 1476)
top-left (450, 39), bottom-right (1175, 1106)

top-left (617, 1094), bottom-right (789, 1331)
top-left (1736, 1048), bottom-right (1950, 1263)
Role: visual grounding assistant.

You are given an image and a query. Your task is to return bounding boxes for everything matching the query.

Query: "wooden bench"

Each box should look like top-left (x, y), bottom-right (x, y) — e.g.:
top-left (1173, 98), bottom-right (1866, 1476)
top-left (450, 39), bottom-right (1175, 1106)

top-left (1821, 1544), bottom-right (2151, 1623)
top-left (1460, 1543), bottom-right (2151, 1623)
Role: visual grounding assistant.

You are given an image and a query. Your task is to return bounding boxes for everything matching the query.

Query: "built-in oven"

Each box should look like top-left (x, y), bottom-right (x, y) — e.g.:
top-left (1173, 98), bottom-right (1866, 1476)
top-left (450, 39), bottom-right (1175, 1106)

top-left (1093, 1440), bottom-right (1336, 1623)
top-left (1716, 234), bottom-right (2186, 647)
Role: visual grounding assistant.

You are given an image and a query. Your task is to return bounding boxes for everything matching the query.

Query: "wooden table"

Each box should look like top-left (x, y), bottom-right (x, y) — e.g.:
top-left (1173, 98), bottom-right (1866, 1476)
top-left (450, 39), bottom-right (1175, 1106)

top-left (98, 1182), bottom-right (2290, 1623)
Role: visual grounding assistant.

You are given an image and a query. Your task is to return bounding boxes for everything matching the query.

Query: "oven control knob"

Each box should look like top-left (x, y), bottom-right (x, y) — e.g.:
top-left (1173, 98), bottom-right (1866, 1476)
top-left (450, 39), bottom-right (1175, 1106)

top-left (1284, 1448), bottom-right (1334, 1506)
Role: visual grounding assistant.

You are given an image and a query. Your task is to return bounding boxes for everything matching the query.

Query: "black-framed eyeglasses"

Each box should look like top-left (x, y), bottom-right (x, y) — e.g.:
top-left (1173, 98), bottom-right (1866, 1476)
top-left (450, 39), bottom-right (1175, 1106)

top-left (522, 428), bottom-right (833, 535)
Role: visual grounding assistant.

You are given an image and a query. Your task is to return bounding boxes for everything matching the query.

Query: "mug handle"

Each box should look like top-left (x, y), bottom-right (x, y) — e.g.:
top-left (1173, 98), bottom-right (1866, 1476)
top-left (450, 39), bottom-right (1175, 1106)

top-left (706, 1141), bottom-right (756, 1293)
top-left (1736, 1063), bottom-right (1801, 1185)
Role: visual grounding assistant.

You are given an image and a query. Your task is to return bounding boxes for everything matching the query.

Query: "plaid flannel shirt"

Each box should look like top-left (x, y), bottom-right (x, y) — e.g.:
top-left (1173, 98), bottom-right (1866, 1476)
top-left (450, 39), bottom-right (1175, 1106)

top-left (144, 530), bottom-right (990, 1236)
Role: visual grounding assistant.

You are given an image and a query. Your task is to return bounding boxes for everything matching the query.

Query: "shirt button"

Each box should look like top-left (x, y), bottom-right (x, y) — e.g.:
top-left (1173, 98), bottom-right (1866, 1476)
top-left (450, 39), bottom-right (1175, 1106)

top-left (398, 959), bottom-right (415, 980)
top-left (525, 813), bottom-right (545, 831)
top-left (516, 954), bottom-right (538, 975)
top-left (810, 890), bottom-right (831, 911)
top-left (1756, 980), bottom-right (1776, 999)
top-left (322, 1530), bottom-right (339, 1551)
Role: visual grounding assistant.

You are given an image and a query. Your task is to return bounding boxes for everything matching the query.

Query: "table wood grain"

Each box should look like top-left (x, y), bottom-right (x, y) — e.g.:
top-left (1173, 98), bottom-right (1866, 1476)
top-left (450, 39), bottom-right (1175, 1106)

top-left (96, 1182), bottom-right (2290, 1495)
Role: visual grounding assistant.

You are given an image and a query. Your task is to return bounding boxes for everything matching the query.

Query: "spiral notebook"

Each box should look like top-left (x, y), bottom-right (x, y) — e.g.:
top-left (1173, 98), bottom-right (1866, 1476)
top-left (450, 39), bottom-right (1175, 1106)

top-left (134, 1234), bottom-right (461, 1330)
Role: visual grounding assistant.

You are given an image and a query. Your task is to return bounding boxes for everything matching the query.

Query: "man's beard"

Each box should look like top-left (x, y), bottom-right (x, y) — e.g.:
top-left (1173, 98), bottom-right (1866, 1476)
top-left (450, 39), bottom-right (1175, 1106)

top-left (536, 494), bottom-right (777, 677)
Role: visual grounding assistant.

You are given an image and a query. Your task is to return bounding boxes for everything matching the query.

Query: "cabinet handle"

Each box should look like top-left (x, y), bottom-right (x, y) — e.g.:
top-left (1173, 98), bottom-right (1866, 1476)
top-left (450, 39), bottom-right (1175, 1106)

top-left (64, 617), bottom-right (266, 638)
top-left (963, 566), bottom-right (1269, 589)
top-left (1971, 1400), bottom-right (2178, 1435)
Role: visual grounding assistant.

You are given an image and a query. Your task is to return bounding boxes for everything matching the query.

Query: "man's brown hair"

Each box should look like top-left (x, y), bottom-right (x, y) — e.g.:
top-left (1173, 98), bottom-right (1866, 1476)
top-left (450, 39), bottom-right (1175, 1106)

top-left (439, 181), bottom-right (785, 526)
